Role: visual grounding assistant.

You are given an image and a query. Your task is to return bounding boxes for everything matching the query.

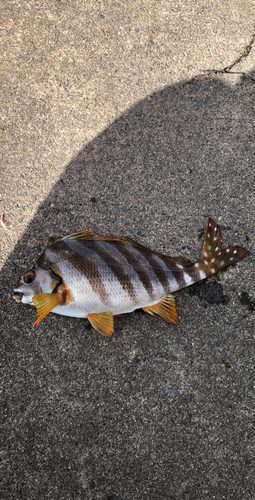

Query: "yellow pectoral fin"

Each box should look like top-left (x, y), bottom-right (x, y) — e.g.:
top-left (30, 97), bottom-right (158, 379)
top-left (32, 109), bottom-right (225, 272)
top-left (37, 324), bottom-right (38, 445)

top-left (147, 294), bottom-right (178, 325)
top-left (33, 292), bottom-right (63, 327)
top-left (87, 312), bottom-right (114, 336)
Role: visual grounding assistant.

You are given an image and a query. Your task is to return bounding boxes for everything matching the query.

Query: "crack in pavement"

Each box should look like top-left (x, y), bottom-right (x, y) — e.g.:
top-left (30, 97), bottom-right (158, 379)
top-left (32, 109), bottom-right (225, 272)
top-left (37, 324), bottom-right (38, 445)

top-left (223, 32), bottom-right (255, 72)
top-left (204, 32), bottom-right (255, 80)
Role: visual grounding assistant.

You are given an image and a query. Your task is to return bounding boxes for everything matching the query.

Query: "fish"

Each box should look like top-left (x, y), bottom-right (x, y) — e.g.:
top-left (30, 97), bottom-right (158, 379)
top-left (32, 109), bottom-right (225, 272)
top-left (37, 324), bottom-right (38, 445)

top-left (13, 218), bottom-right (250, 336)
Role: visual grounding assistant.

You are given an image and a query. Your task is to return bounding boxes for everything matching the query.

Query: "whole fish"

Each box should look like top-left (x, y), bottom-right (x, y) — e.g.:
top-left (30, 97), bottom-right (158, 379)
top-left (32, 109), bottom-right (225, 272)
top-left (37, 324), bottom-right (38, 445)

top-left (13, 218), bottom-right (250, 336)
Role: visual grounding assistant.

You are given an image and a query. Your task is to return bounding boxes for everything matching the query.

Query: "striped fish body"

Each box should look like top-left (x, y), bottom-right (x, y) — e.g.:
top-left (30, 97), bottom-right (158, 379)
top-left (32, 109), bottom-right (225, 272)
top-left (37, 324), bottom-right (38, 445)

top-left (13, 219), bottom-right (250, 336)
top-left (36, 238), bottom-right (184, 318)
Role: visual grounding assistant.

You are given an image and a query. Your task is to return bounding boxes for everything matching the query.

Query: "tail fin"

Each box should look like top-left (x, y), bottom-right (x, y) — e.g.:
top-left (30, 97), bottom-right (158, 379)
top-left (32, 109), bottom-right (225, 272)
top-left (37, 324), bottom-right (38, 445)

top-left (197, 218), bottom-right (250, 277)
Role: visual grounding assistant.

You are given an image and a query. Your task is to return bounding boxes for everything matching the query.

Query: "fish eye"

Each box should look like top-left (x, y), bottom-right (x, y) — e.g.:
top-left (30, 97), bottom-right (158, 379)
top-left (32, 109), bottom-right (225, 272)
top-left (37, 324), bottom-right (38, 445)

top-left (23, 272), bottom-right (35, 284)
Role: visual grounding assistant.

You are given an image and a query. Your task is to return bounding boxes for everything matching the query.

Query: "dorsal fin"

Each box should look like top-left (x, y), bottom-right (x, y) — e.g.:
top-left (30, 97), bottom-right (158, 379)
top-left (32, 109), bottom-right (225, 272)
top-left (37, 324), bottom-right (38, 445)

top-left (51, 229), bottom-right (194, 266)
top-left (55, 229), bottom-right (125, 244)
top-left (57, 230), bottom-right (94, 242)
top-left (171, 256), bottom-right (194, 267)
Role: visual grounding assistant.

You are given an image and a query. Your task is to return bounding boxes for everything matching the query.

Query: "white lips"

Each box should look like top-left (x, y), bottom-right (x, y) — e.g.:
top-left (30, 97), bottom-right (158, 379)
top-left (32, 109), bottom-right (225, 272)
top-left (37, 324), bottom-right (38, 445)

top-left (13, 289), bottom-right (34, 305)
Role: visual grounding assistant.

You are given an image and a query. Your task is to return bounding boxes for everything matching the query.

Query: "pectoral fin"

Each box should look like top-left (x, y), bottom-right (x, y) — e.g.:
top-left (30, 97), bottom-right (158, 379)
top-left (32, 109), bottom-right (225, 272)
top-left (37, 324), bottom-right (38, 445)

top-left (145, 294), bottom-right (178, 325)
top-left (87, 312), bottom-right (114, 336)
top-left (33, 292), bottom-right (63, 327)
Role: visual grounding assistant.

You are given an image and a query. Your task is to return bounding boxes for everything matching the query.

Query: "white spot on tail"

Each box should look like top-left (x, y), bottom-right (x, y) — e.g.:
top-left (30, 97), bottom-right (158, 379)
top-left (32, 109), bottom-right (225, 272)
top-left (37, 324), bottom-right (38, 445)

top-left (226, 249), bottom-right (230, 253)
top-left (195, 263), bottom-right (199, 268)
top-left (213, 236), bottom-right (217, 241)
top-left (233, 250), bottom-right (237, 254)
top-left (208, 245), bottom-right (211, 251)
top-left (199, 270), bottom-right (206, 279)
top-left (214, 227), bottom-right (217, 231)
top-left (215, 247), bottom-right (219, 252)
top-left (183, 272), bottom-right (193, 286)
top-left (211, 258), bottom-right (215, 263)
top-left (207, 233), bottom-right (210, 238)
top-left (204, 260), bottom-right (208, 265)
top-left (203, 252), bottom-right (208, 257)
top-left (211, 268), bottom-right (215, 273)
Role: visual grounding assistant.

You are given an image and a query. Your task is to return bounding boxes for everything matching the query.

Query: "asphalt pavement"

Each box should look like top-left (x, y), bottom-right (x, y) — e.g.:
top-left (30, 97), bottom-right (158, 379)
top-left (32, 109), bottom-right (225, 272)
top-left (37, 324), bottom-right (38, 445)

top-left (1, 1), bottom-right (255, 499)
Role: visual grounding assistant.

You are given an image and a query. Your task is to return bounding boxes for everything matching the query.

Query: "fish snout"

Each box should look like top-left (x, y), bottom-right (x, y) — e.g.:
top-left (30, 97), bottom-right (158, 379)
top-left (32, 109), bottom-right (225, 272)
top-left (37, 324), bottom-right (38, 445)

top-left (13, 291), bottom-right (23, 303)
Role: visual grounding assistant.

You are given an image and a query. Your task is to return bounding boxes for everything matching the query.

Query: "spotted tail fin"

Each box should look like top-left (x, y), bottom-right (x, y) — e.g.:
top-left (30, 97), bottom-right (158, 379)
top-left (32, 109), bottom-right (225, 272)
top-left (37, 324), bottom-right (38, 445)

top-left (197, 218), bottom-right (250, 277)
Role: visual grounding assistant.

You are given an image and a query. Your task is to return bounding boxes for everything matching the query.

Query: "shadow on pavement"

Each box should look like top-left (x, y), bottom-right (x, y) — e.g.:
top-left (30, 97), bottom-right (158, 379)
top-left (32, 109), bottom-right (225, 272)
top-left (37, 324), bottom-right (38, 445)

top-left (1, 73), bottom-right (254, 499)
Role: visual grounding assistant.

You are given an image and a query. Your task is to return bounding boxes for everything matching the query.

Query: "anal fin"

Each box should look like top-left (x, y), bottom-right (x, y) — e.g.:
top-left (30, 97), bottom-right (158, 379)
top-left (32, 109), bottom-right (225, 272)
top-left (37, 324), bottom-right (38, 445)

top-left (143, 307), bottom-right (155, 316)
top-left (87, 312), bottom-right (114, 336)
top-left (146, 294), bottom-right (178, 325)
top-left (33, 292), bottom-right (63, 327)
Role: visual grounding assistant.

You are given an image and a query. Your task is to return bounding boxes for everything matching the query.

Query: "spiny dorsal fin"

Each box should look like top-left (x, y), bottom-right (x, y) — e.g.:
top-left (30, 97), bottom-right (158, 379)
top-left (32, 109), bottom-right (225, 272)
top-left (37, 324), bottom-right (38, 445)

top-left (52, 230), bottom-right (194, 266)
top-left (58, 230), bottom-right (94, 241)
top-left (171, 256), bottom-right (194, 267)
top-left (197, 218), bottom-right (250, 275)
top-left (58, 230), bottom-right (153, 246)
top-left (55, 229), bottom-right (129, 244)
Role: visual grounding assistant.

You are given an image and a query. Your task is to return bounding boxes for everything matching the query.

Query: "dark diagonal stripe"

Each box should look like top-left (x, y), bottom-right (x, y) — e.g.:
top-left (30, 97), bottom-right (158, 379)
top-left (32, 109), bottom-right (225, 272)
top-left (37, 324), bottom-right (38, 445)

top-left (179, 265), bottom-right (198, 285)
top-left (70, 254), bottom-right (109, 304)
top-left (135, 248), bottom-right (169, 293)
top-left (116, 243), bottom-right (153, 297)
top-left (164, 260), bottom-right (200, 288)
top-left (85, 241), bottom-right (136, 301)
top-left (162, 259), bottom-right (186, 288)
top-left (48, 240), bottom-right (108, 303)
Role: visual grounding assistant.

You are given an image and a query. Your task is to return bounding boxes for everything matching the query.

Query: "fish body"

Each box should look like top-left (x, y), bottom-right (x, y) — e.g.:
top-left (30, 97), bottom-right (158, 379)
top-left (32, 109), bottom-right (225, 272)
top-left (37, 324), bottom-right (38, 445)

top-left (13, 218), bottom-right (250, 336)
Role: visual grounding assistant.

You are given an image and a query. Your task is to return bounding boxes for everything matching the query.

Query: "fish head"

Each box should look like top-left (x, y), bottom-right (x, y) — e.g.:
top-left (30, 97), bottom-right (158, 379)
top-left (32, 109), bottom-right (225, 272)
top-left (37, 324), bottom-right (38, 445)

top-left (13, 265), bottom-right (62, 305)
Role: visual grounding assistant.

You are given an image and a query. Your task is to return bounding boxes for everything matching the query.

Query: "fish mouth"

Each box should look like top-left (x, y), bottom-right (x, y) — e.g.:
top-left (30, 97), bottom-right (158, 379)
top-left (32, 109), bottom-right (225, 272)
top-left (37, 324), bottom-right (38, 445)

top-left (13, 291), bottom-right (23, 303)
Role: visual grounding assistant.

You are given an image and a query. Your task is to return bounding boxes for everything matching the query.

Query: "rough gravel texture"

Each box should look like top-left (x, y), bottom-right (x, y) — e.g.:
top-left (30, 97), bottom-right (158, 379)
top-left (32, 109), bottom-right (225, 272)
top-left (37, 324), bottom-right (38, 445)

top-left (1, 1), bottom-right (255, 499)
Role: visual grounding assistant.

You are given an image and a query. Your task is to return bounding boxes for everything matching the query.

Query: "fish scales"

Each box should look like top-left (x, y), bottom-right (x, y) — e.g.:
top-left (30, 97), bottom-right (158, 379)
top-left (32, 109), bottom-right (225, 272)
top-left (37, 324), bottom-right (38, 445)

top-left (83, 240), bottom-right (138, 302)
top-left (73, 239), bottom-right (183, 307)
top-left (48, 242), bottom-right (109, 305)
top-left (50, 238), bottom-right (177, 312)
top-left (116, 242), bottom-right (169, 298)
top-left (44, 246), bottom-right (107, 316)
top-left (13, 218), bottom-right (250, 336)
top-left (94, 240), bottom-right (164, 300)
top-left (113, 242), bottom-right (153, 297)
top-left (66, 239), bottom-right (152, 308)
top-left (35, 239), bottom-right (186, 316)
top-left (44, 239), bottom-right (151, 314)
